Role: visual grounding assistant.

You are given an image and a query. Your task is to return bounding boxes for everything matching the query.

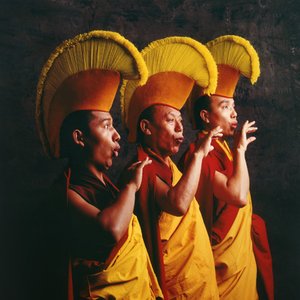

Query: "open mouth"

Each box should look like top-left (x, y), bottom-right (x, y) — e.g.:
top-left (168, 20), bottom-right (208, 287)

top-left (175, 137), bottom-right (184, 144)
top-left (113, 145), bottom-right (120, 157)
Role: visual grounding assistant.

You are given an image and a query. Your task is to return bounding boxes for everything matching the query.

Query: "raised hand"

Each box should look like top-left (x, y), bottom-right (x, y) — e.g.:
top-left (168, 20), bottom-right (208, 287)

top-left (127, 157), bottom-right (152, 191)
top-left (234, 120), bottom-right (257, 152)
top-left (195, 126), bottom-right (223, 157)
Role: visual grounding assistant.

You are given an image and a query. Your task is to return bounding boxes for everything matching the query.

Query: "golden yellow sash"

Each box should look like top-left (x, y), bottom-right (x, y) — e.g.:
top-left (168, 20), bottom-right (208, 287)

top-left (213, 140), bottom-right (258, 299)
top-left (158, 159), bottom-right (219, 299)
top-left (77, 216), bottom-right (163, 299)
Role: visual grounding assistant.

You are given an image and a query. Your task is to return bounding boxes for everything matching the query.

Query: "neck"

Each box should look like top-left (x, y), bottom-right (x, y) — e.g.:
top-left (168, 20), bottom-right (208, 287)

top-left (143, 144), bottom-right (170, 166)
top-left (70, 161), bottom-right (105, 185)
top-left (201, 129), bottom-right (227, 142)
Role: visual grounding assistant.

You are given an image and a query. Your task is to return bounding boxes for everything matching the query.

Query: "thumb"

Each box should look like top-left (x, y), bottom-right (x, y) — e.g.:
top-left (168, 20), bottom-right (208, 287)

top-left (247, 136), bottom-right (256, 145)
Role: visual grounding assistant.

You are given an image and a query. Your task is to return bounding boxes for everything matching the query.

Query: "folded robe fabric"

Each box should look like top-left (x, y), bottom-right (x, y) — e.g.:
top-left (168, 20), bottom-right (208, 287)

top-left (67, 169), bottom-right (162, 299)
top-left (180, 133), bottom-right (273, 299)
top-left (120, 145), bottom-right (219, 300)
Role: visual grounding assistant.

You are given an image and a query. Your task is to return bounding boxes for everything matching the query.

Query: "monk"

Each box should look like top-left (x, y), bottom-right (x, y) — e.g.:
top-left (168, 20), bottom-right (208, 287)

top-left (62, 110), bottom-right (162, 299)
top-left (35, 30), bottom-right (163, 299)
top-left (120, 36), bottom-right (221, 299)
top-left (180, 35), bottom-right (274, 300)
top-left (181, 94), bottom-right (259, 299)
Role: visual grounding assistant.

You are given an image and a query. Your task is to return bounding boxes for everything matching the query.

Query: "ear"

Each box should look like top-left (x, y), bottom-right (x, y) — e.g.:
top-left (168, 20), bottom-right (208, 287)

top-left (139, 119), bottom-right (152, 136)
top-left (199, 110), bottom-right (210, 124)
top-left (72, 129), bottom-right (85, 147)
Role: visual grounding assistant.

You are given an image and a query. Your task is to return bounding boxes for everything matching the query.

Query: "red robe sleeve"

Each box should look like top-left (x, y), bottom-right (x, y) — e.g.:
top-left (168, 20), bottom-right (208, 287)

top-left (119, 145), bottom-right (172, 299)
top-left (179, 138), bottom-right (239, 245)
top-left (252, 214), bottom-right (274, 300)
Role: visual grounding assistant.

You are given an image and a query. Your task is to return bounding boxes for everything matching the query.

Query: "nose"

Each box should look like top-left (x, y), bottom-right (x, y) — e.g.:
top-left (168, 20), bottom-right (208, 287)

top-left (231, 107), bottom-right (237, 118)
top-left (175, 120), bottom-right (183, 132)
top-left (113, 128), bottom-right (121, 142)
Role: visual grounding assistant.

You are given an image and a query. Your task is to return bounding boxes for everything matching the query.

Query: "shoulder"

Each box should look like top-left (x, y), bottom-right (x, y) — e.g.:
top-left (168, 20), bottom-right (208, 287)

top-left (68, 184), bottom-right (96, 205)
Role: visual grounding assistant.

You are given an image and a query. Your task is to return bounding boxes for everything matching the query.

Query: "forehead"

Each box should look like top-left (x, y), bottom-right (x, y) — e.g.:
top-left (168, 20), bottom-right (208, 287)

top-left (90, 111), bottom-right (112, 122)
top-left (211, 95), bottom-right (235, 105)
top-left (152, 104), bottom-right (181, 118)
top-left (87, 111), bottom-right (113, 129)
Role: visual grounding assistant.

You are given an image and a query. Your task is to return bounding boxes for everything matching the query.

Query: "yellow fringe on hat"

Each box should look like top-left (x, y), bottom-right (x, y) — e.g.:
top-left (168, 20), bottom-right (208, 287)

top-left (36, 30), bottom-right (148, 157)
top-left (206, 35), bottom-right (260, 84)
top-left (120, 36), bottom-right (217, 130)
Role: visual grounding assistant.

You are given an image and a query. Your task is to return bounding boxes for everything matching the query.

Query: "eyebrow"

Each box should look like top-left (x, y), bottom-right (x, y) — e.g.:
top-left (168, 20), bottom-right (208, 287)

top-left (218, 100), bottom-right (235, 106)
top-left (165, 111), bottom-right (182, 118)
top-left (98, 117), bottom-right (112, 124)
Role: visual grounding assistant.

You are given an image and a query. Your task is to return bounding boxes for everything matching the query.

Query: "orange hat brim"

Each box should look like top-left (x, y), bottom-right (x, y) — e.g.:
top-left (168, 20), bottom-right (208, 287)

top-left (127, 71), bottom-right (194, 142)
top-left (214, 64), bottom-right (240, 98)
top-left (47, 69), bottom-right (120, 157)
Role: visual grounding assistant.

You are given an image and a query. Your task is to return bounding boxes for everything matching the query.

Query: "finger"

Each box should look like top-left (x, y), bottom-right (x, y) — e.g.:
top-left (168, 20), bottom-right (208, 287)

top-left (127, 161), bottom-right (142, 170)
top-left (139, 157), bottom-right (152, 169)
top-left (247, 127), bottom-right (258, 133)
top-left (209, 126), bottom-right (223, 137)
top-left (213, 126), bottom-right (223, 134)
top-left (214, 132), bottom-right (223, 137)
top-left (244, 121), bottom-right (256, 130)
top-left (247, 136), bottom-right (256, 145)
top-left (242, 120), bottom-right (249, 130)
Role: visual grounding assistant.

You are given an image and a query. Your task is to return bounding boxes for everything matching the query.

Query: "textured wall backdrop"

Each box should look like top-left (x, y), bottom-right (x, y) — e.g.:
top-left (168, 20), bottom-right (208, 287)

top-left (0, 0), bottom-right (299, 299)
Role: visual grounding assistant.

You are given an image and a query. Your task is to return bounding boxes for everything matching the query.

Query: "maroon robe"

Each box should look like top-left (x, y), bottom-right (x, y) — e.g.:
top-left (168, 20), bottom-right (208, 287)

top-left (119, 145), bottom-right (172, 299)
top-left (67, 168), bottom-right (128, 300)
top-left (179, 133), bottom-right (274, 300)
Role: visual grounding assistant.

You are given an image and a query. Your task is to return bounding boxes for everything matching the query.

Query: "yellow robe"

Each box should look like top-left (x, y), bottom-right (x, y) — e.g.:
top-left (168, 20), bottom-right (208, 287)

top-left (76, 215), bottom-right (163, 300)
top-left (212, 140), bottom-right (258, 300)
top-left (159, 160), bottom-right (219, 300)
top-left (180, 137), bottom-right (260, 299)
top-left (213, 194), bottom-right (258, 299)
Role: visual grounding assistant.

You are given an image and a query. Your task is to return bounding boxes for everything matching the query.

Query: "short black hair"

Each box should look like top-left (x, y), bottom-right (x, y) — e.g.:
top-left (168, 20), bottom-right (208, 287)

top-left (136, 105), bottom-right (157, 143)
top-left (59, 110), bottom-right (94, 158)
top-left (193, 95), bottom-right (211, 130)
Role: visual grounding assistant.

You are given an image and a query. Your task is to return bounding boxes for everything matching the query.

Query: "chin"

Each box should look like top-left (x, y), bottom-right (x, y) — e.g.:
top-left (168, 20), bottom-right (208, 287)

top-left (170, 147), bottom-right (180, 156)
top-left (104, 160), bottom-right (113, 170)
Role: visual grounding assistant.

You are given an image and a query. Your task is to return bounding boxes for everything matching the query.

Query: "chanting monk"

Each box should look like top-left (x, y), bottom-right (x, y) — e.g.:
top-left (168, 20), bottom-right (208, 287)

top-left (180, 35), bottom-right (274, 300)
top-left (120, 36), bottom-right (221, 300)
top-left (36, 30), bottom-right (163, 299)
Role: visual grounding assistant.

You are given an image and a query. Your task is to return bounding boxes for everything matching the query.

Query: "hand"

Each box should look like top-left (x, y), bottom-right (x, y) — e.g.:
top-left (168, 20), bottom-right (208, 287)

top-left (234, 120), bottom-right (257, 152)
top-left (195, 126), bottom-right (223, 157)
top-left (127, 157), bottom-right (152, 191)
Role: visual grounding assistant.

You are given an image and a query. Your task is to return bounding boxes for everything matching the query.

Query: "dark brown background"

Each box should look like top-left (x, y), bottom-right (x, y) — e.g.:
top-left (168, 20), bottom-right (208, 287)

top-left (0, 0), bottom-right (299, 299)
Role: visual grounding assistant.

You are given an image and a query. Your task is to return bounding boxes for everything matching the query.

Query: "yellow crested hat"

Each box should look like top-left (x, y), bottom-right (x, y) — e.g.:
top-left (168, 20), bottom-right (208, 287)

top-left (121, 36), bottom-right (218, 142)
top-left (36, 30), bottom-right (148, 158)
top-left (206, 35), bottom-right (260, 98)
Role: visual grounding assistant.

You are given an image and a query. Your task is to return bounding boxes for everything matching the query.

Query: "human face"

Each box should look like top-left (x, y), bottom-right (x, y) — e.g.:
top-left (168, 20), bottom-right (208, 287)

top-left (206, 95), bottom-right (238, 137)
top-left (147, 105), bottom-right (184, 159)
top-left (84, 111), bottom-right (120, 170)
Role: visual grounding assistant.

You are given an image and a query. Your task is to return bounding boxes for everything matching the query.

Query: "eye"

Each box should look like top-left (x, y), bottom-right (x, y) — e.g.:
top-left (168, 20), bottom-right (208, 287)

top-left (103, 121), bottom-right (112, 129)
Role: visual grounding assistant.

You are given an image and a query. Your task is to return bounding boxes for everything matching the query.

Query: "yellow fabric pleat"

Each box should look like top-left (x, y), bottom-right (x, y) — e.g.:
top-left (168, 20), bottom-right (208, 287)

top-left (158, 159), bottom-right (219, 299)
top-left (212, 143), bottom-right (258, 299)
top-left (76, 215), bottom-right (163, 300)
top-left (216, 140), bottom-right (233, 161)
top-left (212, 194), bottom-right (258, 300)
top-left (206, 35), bottom-right (260, 84)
